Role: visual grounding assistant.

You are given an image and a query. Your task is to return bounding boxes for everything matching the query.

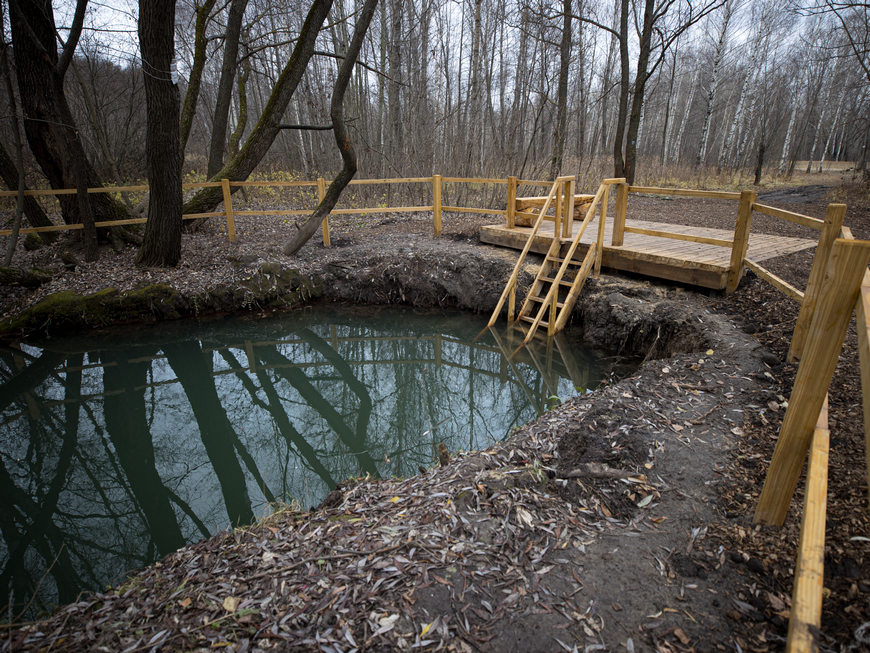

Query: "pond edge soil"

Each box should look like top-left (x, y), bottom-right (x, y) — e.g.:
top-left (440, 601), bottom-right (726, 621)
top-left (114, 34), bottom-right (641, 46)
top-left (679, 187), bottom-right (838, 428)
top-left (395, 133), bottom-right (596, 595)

top-left (0, 248), bottom-right (855, 652)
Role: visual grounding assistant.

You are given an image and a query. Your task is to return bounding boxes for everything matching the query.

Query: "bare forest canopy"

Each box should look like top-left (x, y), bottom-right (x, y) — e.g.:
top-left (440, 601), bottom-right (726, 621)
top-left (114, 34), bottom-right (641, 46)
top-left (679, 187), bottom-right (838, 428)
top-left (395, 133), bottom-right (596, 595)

top-left (0, 0), bottom-right (868, 265)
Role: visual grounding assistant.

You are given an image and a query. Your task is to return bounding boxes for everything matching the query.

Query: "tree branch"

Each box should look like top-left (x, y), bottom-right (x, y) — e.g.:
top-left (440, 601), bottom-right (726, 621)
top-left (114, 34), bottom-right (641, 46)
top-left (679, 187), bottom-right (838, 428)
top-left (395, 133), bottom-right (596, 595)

top-left (282, 0), bottom-right (379, 256)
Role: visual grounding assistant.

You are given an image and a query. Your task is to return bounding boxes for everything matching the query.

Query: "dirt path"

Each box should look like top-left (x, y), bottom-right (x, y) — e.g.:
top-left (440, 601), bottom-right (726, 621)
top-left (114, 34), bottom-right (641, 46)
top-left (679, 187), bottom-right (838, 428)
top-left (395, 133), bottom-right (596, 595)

top-left (0, 184), bottom-right (868, 652)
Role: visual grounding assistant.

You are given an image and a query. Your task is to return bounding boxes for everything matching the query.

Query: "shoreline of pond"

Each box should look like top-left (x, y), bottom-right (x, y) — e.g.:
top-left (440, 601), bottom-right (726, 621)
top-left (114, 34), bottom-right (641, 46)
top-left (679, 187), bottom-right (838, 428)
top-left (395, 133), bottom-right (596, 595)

top-left (3, 274), bottom-right (790, 652)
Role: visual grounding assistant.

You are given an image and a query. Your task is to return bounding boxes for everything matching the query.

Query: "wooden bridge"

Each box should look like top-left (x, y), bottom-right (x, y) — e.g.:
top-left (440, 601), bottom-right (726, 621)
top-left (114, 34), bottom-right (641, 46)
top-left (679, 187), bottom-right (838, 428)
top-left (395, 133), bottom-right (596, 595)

top-left (481, 183), bottom-right (818, 293)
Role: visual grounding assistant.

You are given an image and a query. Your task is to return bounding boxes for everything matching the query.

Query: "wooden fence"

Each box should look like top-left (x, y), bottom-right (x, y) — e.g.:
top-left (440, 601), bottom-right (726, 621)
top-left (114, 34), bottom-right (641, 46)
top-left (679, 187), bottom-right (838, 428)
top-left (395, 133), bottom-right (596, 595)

top-left (748, 224), bottom-right (870, 652)
top-left (0, 175), bottom-right (554, 245)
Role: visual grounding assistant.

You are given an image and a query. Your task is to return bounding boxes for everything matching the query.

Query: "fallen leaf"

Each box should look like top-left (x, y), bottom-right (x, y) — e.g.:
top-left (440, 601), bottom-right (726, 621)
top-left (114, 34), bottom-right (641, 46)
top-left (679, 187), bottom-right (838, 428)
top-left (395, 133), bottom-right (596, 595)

top-left (673, 627), bottom-right (691, 645)
top-left (223, 596), bottom-right (240, 613)
top-left (179, 597), bottom-right (192, 608)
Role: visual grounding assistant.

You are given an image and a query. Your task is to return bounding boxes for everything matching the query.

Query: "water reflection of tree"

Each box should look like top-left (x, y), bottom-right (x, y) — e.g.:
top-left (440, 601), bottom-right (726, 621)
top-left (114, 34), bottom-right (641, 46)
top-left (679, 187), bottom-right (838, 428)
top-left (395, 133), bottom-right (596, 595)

top-left (0, 312), bottom-right (600, 619)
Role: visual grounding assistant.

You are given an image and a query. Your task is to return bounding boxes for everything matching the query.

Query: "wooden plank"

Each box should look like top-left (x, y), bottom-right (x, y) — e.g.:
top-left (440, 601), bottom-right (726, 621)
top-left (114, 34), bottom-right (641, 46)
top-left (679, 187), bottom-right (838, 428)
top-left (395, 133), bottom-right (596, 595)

top-left (595, 184), bottom-right (609, 276)
top-left (328, 205), bottom-right (432, 215)
top-left (317, 177), bottom-right (330, 246)
top-left (628, 186), bottom-right (742, 200)
top-left (506, 176), bottom-right (517, 229)
top-left (441, 206), bottom-right (506, 216)
top-left (221, 178), bottom-right (236, 242)
top-left (488, 180), bottom-right (561, 328)
top-left (785, 398), bottom-right (829, 653)
top-left (517, 180), bottom-right (553, 187)
top-left (789, 204), bottom-right (846, 362)
top-left (727, 190), bottom-right (756, 293)
top-left (439, 177), bottom-right (508, 184)
top-left (433, 175), bottom-right (442, 236)
top-left (755, 239), bottom-right (870, 526)
top-left (564, 179), bottom-right (576, 238)
top-left (855, 270), bottom-right (870, 513)
top-left (229, 180), bottom-right (315, 188)
top-left (745, 259), bottom-right (805, 303)
top-left (612, 182), bottom-right (629, 246)
top-left (752, 203), bottom-right (825, 231)
top-left (347, 177), bottom-right (432, 185)
top-left (624, 226), bottom-right (732, 248)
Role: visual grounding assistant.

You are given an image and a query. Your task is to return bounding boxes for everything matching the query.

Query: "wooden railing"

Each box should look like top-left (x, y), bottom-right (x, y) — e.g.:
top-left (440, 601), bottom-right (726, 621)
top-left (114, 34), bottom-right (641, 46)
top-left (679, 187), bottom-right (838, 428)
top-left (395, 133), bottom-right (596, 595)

top-left (752, 231), bottom-right (870, 652)
top-left (609, 185), bottom-right (754, 293)
top-left (0, 175), bottom-right (553, 245)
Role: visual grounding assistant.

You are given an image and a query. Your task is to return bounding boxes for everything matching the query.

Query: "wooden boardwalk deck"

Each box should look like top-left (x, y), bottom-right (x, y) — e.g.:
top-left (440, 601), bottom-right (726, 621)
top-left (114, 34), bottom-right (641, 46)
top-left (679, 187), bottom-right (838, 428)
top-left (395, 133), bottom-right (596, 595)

top-left (480, 219), bottom-right (818, 290)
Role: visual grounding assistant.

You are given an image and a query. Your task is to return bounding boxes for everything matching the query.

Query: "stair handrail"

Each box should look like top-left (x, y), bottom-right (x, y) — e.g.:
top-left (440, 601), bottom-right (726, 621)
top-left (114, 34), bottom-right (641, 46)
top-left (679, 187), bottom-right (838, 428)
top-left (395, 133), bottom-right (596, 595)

top-left (487, 176), bottom-right (576, 327)
top-left (524, 178), bottom-right (625, 339)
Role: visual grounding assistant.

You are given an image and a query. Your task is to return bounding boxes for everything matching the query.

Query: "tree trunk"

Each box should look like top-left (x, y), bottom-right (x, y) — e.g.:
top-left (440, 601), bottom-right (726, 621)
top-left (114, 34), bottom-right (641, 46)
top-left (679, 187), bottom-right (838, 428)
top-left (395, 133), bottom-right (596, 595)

top-left (207, 0), bottom-right (248, 178)
top-left (282, 0), bottom-right (379, 256)
top-left (136, 0), bottom-right (183, 267)
top-left (0, 145), bottom-right (54, 238)
top-left (612, 0), bottom-right (629, 179)
top-left (622, 0), bottom-right (656, 185)
top-left (550, 0), bottom-right (571, 179)
top-left (696, 0), bottom-right (733, 166)
top-left (182, 0), bottom-right (334, 216)
top-left (9, 0), bottom-right (124, 247)
top-left (180, 0), bottom-right (218, 155)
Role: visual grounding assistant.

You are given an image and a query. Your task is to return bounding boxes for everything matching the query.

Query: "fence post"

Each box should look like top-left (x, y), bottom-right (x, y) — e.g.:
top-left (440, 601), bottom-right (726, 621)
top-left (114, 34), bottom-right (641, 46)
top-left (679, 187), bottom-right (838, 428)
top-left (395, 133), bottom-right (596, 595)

top-left (754, 238), bottom-right (870, 526)
top-left (786, 398), bottom-right (830, 653)
top-left (506, 176), bottom-right (517, 229)
top-left (221, 178), bottom-right (236, 242)
top-left (317, 177), bottom-right (330, 246)
top-left (553, 181), bottom-right (563, 240)
top-left (595, 183), bottom-right (610, 277)
top-left (726, 190), bottom-right (756, 293)
top-left (611, 182), bottom-right (629, 246)
top-left (433, 174), bottom-right (442, 236)
top-left (788, 204), bottom-right (847, 362)
top-left (562, 178), bottom-right (575, 238)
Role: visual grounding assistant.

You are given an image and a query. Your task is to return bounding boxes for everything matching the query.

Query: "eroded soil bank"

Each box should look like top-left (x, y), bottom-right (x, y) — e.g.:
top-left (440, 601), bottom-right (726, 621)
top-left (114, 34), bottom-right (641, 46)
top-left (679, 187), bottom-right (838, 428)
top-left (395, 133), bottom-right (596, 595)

top-left (1, 244), bottom-right (818, 653)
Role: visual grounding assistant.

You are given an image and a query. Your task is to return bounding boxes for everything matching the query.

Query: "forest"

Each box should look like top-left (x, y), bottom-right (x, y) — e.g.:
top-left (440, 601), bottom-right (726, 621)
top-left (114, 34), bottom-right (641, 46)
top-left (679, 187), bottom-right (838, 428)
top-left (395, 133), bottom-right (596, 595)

top-left (0, 0), bottom-right (868, 266)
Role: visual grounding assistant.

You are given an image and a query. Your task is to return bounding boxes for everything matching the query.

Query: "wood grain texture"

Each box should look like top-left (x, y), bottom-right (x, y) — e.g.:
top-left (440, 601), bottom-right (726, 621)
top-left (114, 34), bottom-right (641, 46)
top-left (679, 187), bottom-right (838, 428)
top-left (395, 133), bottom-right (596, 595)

top-left (789, 204), bottom-right (847, 362)
top-left (785, 398), bottom-right (829, 653)
top-left (755, 239), bottom-right (870, 526)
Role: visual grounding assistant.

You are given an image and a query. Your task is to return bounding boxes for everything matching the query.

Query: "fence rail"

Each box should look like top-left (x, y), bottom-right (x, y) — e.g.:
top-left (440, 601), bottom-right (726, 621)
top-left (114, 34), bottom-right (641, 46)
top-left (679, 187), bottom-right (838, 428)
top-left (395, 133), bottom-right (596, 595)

top-left (0, 174), bottom-right (552, 244)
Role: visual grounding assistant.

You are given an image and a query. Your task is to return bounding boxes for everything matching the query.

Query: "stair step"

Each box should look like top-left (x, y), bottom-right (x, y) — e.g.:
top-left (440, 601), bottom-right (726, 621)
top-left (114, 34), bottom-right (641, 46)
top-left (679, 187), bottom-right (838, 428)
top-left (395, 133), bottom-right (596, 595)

top-left (519, 315), bottom-right (549, 327)
top-left (529, 296), bottom-right (565, 308)
top-left (546, 256), bottom-right (580, 265)
top-left (538, 276), bottom-right (575, 287)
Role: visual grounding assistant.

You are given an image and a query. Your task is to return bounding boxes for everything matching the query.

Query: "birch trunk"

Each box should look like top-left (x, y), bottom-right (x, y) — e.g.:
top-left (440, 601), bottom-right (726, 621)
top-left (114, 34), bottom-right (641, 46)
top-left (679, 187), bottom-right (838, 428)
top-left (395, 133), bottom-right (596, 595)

top-left (696, 0), bottom-right (734, 166)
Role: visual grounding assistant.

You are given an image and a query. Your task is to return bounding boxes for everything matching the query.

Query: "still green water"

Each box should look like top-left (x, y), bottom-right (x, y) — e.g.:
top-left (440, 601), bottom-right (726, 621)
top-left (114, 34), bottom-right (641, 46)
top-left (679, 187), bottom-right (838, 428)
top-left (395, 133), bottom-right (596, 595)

top-left (0, 304), bottom-right (633, 618)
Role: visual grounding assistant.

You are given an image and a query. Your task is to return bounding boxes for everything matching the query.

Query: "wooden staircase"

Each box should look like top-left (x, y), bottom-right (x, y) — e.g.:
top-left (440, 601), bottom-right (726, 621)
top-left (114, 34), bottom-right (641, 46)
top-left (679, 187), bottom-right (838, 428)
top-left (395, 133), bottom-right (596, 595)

top-left (488, 176), bottom-right (626, 343)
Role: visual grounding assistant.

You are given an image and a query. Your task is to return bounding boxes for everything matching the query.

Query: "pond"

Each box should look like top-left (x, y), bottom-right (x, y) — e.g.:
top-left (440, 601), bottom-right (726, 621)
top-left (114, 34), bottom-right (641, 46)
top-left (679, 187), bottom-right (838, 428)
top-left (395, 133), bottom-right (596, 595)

top-left (0, 304), bottom-right (635, 618)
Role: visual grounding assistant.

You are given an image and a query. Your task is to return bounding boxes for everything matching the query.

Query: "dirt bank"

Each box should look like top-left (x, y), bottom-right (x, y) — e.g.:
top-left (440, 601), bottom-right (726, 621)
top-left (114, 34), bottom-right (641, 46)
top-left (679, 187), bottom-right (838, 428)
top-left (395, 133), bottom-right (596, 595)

top-left (1, 185), bottom-right (869, 651)
top-left (2, 262), bottom-right (800, 653)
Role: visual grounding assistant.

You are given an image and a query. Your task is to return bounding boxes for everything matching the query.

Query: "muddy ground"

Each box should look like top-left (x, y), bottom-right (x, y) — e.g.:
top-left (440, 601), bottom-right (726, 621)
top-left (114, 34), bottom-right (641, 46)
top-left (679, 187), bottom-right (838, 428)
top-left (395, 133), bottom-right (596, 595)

top-left (0, 183), bottom-right (868, 652)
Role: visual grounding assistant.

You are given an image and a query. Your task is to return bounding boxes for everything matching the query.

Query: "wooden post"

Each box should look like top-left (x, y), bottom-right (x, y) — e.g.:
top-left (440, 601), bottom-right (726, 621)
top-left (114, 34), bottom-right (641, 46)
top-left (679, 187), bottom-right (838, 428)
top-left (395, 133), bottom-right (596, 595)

top-left (562, 179), bottom-right (575, 238)
top-left (854, 270), bottom-right (870, 512)
top-left (317, 177), bottom-right (330, 246)
top-left (221, 178), bottom-right (236, 242)
top-left (245, 340), bottom-right (256, 372)
top-left (506, 176), bottom-right (517, 230)
top-left (754, 238), bottom-right (870, 526)
top-left (433, 174), bottom-right (442, 236)
top-left (594, 184), bottom-right (610, 277)
top-left (786, 398), bottom-right (830, 653)
top-left (726, 190), bottom-right (756, 293)
top-left (553, 181), bottom-right (563, 240)
top-left (788, 204), bottom-right (847, 362)
top-left (508, 282), bottom-right (516, 322)
top-left (611, 182), bottom-right (629, 246)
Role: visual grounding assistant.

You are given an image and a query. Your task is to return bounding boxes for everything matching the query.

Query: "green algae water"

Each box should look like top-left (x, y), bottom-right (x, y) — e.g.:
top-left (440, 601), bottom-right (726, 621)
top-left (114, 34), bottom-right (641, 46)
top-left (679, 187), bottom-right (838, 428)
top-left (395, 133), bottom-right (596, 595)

top-left (0, 304), bottom-right (633, 618)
